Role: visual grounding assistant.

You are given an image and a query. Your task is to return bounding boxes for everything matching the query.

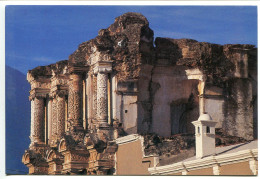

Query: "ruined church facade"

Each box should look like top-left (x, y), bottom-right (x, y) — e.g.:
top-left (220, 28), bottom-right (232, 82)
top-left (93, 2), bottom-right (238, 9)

top-left (22, 12), bottom-right (257, 175)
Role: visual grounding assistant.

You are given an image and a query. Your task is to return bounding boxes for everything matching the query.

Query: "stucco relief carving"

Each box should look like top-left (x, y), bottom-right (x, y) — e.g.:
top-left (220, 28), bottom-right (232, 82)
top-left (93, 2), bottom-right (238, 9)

top-left (97, 73), bottom-right (108, 121)
top-left (51, 98), bottom-right (57, 144)
top-left (51, 78), bottom-right (69, 88)
top-left (71, 153), bottom-right (89, 161)
top-left (30, 100), bottom-right (35, 143)
top-left (47, 150), bottom-right (56, 162)
top-left (31, 97), bottom-right (45, 143)
top-left (68, 74), bottom-right (83, 129)
top-left (59, 139), bottom-right (67, 152)
top-left (57, 96), bottom-right (65, 139)
top-left (89, 151), bottom-right (98, 162)
top-left (93, 75), bottom-right (97, 118)
top-left (31, 80), bottom-right (51, 89)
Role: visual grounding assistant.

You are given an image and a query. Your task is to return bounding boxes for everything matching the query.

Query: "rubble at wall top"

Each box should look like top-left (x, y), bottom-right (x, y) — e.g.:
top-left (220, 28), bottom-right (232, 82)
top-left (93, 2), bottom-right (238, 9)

top-left (28, 12), bottom-right (256, 83)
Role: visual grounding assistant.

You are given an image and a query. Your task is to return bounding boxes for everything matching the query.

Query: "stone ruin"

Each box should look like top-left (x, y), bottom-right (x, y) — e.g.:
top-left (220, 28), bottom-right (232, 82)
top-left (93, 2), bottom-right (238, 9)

top-left (22, 12), bottom-right (257, 175)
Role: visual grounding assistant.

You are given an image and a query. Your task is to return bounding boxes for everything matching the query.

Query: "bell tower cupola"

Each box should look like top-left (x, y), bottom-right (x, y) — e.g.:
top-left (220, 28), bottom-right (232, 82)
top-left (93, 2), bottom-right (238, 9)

top-left (192, 113), bottom-right (217, 158)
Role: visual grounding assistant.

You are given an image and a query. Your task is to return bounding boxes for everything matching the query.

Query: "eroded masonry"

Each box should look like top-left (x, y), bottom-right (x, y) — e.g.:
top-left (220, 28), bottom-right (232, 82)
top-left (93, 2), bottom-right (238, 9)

top-left (22, 12), bottom-right (257, 175)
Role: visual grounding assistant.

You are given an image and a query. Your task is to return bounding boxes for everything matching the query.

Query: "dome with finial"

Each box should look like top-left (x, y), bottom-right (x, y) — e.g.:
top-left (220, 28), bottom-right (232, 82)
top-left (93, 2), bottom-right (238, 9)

top-left (198, 113), bottom-right (213, 121)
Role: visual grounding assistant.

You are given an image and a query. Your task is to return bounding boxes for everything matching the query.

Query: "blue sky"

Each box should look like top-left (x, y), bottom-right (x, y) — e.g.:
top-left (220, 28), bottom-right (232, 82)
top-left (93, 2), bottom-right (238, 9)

top-left (5, 5), bottom-right (257, 74)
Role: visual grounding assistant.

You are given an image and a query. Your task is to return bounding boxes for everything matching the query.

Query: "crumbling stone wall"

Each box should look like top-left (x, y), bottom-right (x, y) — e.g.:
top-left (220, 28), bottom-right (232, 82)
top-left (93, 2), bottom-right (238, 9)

top-left (23, 12), bottom-right (257, 175)
top-left (27, 12), bottom-right (257, 141)
top-left (153, 38), bottom-right (256, 140)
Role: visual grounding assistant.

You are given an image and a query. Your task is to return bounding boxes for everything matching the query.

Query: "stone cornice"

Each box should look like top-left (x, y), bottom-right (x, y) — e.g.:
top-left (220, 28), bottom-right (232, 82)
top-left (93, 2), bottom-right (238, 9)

top-left (27, 72), bottom-right (51, 84)
top-left (148, 148), bottom-right (258, 175)
top-left (29, 79), bottom-right (51, 89)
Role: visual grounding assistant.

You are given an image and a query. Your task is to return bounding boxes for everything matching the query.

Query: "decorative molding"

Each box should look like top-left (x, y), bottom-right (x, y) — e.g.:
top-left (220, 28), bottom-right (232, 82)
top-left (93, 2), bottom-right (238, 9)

top-left (148, 148), bottom-right (258, 175)
top-left (185, 68), bottom-right (206, 81)
top-left (215, 149), bottom-right (256, 166)
top-left (96, 72), bottom-right (108, 123)
top-left (93, 61), bottom-right (113, 74)
top-left (115, 134), bottom-right (140, 145)
top-left (149, 162), bottom-right (185, 175)
top-left (29, 88), bottom-right (50, 100)
top-left (68, 73), bottom-right (83, 128)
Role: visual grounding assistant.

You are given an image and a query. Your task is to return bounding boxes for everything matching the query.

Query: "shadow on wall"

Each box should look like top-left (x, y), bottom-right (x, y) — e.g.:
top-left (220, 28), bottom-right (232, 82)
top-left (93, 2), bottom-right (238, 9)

top-left (5, 66), bottom-right (31, 174)
top-left (170, 80), bottom-right (200, 135)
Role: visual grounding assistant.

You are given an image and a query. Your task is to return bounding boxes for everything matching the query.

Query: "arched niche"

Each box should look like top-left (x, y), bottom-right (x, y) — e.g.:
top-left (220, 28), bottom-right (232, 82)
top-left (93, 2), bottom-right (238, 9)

top-left (58, 138), bottom-right (67, 152)
top-left (46, 150), bottom-right (56, 162)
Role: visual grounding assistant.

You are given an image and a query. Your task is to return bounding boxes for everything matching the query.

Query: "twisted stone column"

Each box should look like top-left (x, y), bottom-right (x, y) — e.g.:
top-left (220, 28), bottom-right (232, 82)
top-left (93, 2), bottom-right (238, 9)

top-left (68, 73), bottom-right (83, 129)
top-left (30, 97), bottom-right (45, 144)
top-left (97, 72), bottom-right (109, 124)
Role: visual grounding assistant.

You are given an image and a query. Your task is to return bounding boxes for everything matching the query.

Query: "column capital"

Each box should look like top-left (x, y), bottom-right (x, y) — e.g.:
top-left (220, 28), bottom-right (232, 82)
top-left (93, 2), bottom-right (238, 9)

top-left (28, 76), bottom-right (51, 101)
top-left (185, 68), bottom-right (206, 82)
top-left (93, 61), bottom-right (113, 74)
top-left (29, 88), bottom-right (50, 101)
top-left (50, 88), bottom-right (68, 99)
top-left (50, 75), bottom-right (69, 98)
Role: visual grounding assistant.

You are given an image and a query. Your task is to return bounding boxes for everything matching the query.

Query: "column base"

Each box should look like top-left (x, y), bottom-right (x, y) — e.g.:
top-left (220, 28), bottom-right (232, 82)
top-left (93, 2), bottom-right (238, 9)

top-left (98, 122), bottom-right (110, 129)
top-left (29, 141), bottom-right (46, 149)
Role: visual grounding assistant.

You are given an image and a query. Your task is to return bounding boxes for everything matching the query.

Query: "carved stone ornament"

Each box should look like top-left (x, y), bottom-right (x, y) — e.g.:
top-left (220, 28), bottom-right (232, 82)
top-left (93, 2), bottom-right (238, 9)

top-left (30, 97), bottom-right (45, 144)
top-left (56, 96), bottom-right (66, 140)
top-left (68, 73), bottom-right (83, 128)
top-left (93, 61), bottom-right (113, 75)
top-left (29, 88), bottom-right (50, 101)
top-left (97, 73), bottom-right (108, 121)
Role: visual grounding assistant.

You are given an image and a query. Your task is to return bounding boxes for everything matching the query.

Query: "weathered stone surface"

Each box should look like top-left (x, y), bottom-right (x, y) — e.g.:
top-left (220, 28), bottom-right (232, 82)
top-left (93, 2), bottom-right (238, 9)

top-left (23, 12), bottom-right (257, 175)
top-left (29, 60), bottom-right (68, 78)
top-left (69, 12), bottom-right (155, 81)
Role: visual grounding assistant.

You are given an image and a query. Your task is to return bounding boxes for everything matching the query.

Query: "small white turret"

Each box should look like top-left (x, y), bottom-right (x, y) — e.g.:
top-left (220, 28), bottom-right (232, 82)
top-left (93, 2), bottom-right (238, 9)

top-left (192, 113), bottom-right (217, 158)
